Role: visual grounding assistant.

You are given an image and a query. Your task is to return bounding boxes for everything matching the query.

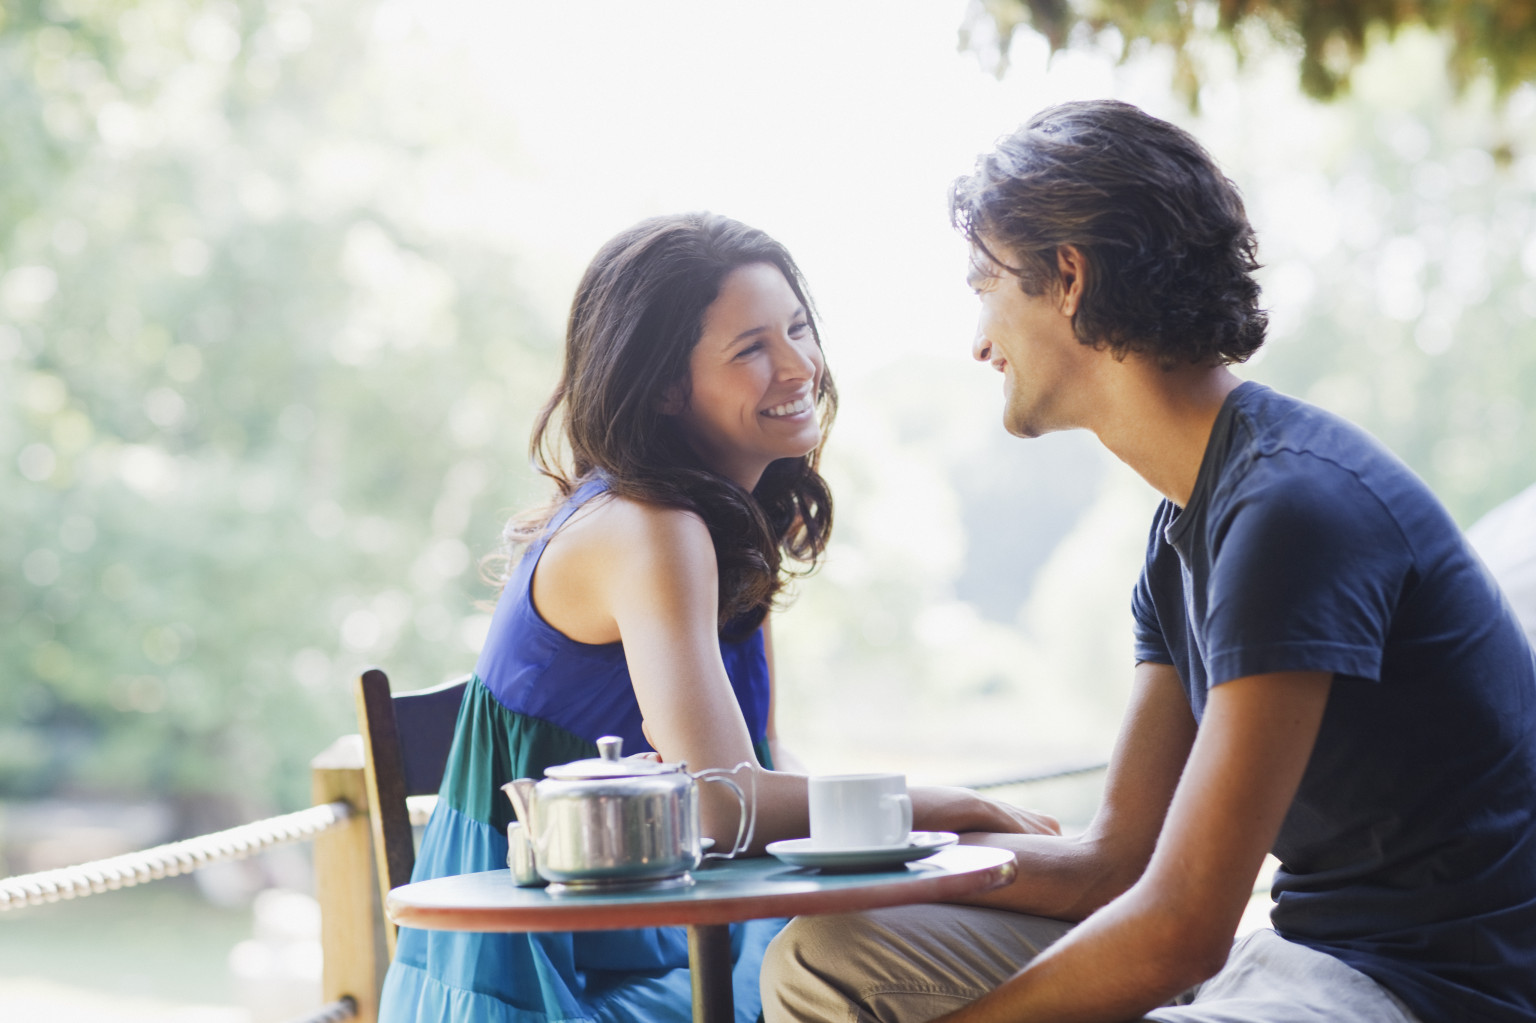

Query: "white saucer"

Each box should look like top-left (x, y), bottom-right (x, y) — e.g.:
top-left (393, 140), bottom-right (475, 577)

top-left (765, 831), bottom-right (958, 871)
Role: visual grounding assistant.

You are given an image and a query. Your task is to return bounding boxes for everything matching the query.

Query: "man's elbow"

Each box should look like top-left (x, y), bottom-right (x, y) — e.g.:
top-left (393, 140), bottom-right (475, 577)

top-left (1144, 911), bottom-right (1233, 993)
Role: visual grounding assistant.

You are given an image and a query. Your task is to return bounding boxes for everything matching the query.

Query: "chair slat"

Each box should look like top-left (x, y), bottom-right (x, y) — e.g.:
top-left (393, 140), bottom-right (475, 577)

top-left (393, 677), bottom-right (469, 797)
top-left (353, 669), bottom-right (469, 958)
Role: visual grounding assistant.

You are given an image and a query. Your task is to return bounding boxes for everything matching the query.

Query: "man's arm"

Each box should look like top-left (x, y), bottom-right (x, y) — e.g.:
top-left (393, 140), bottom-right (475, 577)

top-left (954, 660), bottom-right (1197, 920)
top-left (939, 669), bottom-right (1333, 1023)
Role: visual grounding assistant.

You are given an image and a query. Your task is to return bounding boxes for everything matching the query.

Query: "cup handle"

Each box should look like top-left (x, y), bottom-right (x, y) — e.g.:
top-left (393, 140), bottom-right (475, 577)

top-left (693, 761), bottom-right (757, 860)
top-left (884, 792), bottom-right (913, 844)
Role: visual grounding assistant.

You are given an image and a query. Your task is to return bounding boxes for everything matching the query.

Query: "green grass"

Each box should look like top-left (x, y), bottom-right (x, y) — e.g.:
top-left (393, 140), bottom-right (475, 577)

top-left (0, 878), bottom-right (249, 1004)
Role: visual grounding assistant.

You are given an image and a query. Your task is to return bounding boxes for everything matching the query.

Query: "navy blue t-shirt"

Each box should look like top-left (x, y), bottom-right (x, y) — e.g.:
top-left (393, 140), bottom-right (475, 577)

top-left (1132, 382), bottom-right (1536, 1022)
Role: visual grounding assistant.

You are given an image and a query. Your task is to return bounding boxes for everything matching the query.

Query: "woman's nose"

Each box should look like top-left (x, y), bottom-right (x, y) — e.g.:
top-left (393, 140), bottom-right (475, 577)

top-left (775, 336), bottom-right (820, 380)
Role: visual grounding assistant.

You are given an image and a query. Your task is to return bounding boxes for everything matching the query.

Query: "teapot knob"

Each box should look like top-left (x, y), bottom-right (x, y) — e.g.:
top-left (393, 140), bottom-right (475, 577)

top-left (597, 735), bottom-right (623, 761)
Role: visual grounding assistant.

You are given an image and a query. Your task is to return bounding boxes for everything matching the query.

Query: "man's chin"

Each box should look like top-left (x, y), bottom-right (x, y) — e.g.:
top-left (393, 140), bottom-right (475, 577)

top-left (1002, 410), bottom-right (1042, 439)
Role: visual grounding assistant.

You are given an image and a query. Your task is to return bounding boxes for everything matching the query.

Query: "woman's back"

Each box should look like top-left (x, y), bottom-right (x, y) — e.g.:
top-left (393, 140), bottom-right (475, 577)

top-left (381, 478), bottom-right (778, 1023)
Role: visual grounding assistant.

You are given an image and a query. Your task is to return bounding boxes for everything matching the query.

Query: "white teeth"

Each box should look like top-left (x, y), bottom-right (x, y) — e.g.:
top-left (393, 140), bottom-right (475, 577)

top-left (763, 396), bottom-right (813, 418)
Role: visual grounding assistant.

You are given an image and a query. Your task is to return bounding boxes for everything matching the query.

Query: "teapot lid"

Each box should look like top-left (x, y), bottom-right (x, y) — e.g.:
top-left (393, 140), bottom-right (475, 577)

top-left (542, 735), bottom-right (684, 780)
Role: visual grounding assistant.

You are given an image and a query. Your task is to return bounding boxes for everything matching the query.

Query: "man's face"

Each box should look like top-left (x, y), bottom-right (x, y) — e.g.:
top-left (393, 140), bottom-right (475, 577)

top-left (966, 242), bottom-right (1087, 439)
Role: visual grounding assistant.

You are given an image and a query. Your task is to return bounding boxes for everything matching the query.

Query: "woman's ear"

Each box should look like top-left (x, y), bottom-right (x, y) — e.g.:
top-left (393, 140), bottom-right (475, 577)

top-left (659, 383), bottom-right (685, 415)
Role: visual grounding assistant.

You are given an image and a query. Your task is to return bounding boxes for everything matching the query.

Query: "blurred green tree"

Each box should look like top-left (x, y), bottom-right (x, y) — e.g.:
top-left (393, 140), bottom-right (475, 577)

top-left (0, 0), bottom-right (556, 819)
top-left (962, 0), bottom-right (1536, 105)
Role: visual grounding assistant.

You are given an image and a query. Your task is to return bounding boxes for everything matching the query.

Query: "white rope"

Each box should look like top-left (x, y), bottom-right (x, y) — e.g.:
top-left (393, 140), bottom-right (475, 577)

top-left (968, 762), bottom-right (1110, 790)
top-left (0, 800), bottom-right (354, 911)
top-left (407, 793), bottom-right (437, 827)
top-left (287, 996), bottom-right (358, 1023)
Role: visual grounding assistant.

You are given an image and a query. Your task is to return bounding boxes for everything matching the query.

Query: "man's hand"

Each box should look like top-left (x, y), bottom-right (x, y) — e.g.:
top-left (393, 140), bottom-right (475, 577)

top-left (934, 669), bottom-right (1333, 1023)
top-left (911, 785), bottom-right (1061, 837)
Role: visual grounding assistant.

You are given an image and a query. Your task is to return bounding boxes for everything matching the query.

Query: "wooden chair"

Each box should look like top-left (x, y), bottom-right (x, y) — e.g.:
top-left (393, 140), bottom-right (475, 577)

top-left (354, 667), bottom-right (470, 956)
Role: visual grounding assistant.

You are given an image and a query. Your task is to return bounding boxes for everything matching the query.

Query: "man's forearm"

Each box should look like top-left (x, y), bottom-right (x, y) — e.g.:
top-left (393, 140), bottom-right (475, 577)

top-left (953, 830), bottom-right (1139, 922)
top-left (934, 880), bottom-right (1221, 1023)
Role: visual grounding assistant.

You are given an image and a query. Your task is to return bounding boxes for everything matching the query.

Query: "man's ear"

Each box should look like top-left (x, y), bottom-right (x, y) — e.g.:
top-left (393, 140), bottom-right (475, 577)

top-left (1055, 245), bottom-right (1087, 317)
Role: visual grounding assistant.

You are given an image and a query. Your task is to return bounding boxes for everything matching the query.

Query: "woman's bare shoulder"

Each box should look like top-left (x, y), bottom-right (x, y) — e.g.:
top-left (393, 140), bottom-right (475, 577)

top-left (534, 493), bottom-right (717, 643)
top-left (545, 493), bottom-right (714, 580)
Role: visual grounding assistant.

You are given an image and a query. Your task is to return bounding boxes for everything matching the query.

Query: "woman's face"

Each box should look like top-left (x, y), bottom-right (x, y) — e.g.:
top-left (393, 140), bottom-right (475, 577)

top-left (668, 262), bottom-right (824, 490)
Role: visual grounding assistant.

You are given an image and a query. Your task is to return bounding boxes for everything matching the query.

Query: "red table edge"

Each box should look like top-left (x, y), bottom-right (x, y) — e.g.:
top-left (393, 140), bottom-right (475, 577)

top-left (386, 851), bottom-right (1018, 932)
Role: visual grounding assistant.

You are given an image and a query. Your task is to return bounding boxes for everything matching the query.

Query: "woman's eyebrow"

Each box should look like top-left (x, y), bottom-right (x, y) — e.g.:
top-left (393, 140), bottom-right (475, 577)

top-left (727, 306), bottom-right (806, 346)
top-left (729, 324), bottom-right (770, 346)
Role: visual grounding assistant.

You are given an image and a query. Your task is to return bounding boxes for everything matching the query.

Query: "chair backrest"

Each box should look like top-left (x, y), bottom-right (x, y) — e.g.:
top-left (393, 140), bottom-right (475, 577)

top-left (354, 667), bottom-right (469, 955)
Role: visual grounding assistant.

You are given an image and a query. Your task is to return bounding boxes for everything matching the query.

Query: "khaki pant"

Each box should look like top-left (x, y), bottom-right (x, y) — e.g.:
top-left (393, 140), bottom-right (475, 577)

top-left (761, 904), bottom-right (1422, 1023)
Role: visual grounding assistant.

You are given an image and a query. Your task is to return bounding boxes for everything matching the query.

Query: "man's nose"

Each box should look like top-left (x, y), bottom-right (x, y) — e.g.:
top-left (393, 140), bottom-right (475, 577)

top-left (972, 327), bottom-right (992, 363)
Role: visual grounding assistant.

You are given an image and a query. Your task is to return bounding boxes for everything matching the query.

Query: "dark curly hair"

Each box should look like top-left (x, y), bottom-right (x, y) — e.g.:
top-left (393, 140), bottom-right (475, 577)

top-left (491, 212), bottom-right (836, 631)
top-left (950, 99), bottom-right (1266, 368)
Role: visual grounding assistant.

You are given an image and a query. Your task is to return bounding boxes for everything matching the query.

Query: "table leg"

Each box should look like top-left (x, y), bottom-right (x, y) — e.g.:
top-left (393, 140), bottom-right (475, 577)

top-left (687, 922), bottom-right (734, 1023)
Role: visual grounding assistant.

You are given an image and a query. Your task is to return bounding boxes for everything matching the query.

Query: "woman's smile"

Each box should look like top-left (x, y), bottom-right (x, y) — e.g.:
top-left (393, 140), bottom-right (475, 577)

top-left (763, 393), bottom-right (815, 418)
top-left (672, 261), bottom-right (825, 488)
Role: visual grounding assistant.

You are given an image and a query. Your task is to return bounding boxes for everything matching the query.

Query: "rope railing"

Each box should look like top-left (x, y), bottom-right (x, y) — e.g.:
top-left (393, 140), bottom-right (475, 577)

top-left (0, 751), bottom-right (1114, 1023)
top-left (0, 768), bottom-right (1096, 914)
top-left (0, 798), bottom-right (354, 911)
top-left (968, 761), bottom-right (1110, 790)
top-left (290, 995), bottom-right (358, 1023)
top-left (406, 793), bottom-right (436, 827)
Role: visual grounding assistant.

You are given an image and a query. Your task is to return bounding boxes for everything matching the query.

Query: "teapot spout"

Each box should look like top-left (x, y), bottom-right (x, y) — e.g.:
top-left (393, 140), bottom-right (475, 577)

top-left (502, 778), bottom-right (537, 823)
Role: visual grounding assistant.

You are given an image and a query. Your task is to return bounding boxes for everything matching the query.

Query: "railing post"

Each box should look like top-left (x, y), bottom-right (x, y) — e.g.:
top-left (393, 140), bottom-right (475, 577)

top-left (312, 734), bottom-right (385, 1023)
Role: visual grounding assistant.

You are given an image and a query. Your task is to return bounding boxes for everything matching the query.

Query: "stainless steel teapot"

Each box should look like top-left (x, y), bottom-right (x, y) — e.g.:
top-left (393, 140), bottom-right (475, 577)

top-left (501, 736), bottom-right (754, 889)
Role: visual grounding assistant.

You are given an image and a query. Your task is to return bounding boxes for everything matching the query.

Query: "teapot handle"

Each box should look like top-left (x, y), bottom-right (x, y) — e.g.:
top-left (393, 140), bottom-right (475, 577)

top-left (692, 761), bottom-right (756, 860)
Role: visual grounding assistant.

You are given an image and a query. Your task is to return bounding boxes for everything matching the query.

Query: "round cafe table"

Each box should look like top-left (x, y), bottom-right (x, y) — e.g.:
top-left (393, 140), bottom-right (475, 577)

top-left (385, 843), bottom-right (1017, 1023)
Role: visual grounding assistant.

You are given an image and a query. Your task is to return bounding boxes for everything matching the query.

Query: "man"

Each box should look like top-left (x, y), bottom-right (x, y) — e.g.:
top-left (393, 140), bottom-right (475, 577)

top-left (762, 100), bottom-right (1536, 1023)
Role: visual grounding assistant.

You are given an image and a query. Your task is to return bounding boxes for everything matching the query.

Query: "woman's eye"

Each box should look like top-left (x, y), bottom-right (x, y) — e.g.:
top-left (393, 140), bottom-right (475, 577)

top-left (736, 341), bottom-right (763, 358)
top-left (789, 321), bottom-right (810, 337)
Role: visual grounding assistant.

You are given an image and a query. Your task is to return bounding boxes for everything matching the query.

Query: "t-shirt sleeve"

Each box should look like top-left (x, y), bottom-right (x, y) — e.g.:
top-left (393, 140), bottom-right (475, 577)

top-left (1133, 562), bottom-right (1173, 665)
top-left (1132, 507), bottom-right (1175, 665)
top-left (1203, 455), bottom-right (1412, 687)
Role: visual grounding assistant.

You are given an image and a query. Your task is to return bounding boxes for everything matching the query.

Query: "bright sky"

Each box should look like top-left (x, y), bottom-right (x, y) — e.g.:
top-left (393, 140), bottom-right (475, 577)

top-left (382, 0), bottom-right (1181, 383)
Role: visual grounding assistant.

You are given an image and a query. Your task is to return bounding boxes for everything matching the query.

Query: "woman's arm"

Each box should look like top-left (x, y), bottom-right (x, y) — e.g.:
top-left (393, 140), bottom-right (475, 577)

top-left (537, 495), bottom-right (1055, 849)
top-left (563, 498), bottom-right (809, 851)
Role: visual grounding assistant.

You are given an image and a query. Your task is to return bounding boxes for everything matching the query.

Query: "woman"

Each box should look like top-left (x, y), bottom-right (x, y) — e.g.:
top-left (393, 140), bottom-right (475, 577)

top-left (380, 213), bottom-right (1053, 1023)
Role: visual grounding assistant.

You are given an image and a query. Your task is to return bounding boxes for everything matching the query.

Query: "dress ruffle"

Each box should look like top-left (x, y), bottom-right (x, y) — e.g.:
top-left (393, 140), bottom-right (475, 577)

top-left (380, 685), bottom-right (781, 1023)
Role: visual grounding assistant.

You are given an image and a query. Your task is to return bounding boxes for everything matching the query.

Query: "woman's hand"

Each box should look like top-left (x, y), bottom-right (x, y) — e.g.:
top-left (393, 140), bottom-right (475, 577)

top-left (911, 784), bottom-right (1061, 837)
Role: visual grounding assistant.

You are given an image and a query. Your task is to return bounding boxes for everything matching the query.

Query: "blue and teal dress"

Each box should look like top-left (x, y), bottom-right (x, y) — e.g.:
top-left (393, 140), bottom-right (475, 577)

top-left (379, 479), bottom-right (782, 1023)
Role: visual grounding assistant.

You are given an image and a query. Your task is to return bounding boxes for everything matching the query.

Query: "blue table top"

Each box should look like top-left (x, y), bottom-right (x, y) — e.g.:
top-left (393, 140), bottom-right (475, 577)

top-left (386, 843), bottom-right (1017, 933)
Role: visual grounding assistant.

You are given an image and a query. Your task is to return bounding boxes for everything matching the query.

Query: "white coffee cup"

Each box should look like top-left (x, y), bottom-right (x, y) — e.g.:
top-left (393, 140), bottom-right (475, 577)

top-left (807, 773), bottom-right (913, 850)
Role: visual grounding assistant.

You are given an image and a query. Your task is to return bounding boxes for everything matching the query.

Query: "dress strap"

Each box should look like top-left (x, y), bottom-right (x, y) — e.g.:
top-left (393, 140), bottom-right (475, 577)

top-left (534, 477), bottom-right (610, 550)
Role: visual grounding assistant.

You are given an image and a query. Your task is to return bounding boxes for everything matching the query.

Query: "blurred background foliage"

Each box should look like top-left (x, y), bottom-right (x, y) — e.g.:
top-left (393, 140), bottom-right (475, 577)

top-left (0, 0), bottom-right (556, 822)
top-left (1, 0), bottom-right (1534, 842)
top-left (962, 0), bottom-right (1536, 102)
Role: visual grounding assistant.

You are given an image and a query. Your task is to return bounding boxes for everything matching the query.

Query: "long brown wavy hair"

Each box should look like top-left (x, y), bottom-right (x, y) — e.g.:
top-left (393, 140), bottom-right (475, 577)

top-left (489, 212), bottom-right (837, 631)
